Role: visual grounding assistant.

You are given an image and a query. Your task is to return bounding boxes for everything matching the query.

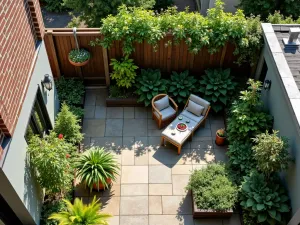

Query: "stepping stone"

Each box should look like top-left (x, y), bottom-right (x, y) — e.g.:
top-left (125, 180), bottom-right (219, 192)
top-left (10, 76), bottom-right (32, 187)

top-left (121, 184), bottom-right (148, 196)
top-left (149, 165), bottom-right (172, 183)
top-left (121, 166), bottom-right (148, 184)
top-left (120, 196), bottom-right (148, 215)
top-left (162, 195), bottom-right (192, 215)
top-left (149, 196), bottom-right (162, 214)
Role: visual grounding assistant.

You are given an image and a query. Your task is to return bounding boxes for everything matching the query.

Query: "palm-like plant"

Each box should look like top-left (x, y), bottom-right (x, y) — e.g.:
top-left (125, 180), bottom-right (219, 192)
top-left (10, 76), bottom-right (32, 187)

top-left (75, 147), bottom-right (120, 191)
top-left (49, 196), bottom-right (111, 225)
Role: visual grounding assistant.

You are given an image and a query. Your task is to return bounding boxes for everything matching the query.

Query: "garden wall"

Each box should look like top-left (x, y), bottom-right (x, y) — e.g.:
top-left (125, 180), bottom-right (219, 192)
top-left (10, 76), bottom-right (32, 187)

top-left (44, 28), bottom-right (252, 86)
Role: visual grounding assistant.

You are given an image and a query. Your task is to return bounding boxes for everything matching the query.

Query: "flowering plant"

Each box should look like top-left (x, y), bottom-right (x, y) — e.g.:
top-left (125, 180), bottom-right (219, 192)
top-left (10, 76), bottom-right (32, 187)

top-left (69, 49), bottom-right (90, 63)
top-left (217, 128), bottom-right (226, 137)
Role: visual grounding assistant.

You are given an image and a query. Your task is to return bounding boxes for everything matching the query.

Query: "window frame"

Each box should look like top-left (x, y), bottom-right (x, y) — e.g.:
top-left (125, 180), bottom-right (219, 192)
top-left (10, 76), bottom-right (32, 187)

top-left (25, 87), bottom-right (52, 142)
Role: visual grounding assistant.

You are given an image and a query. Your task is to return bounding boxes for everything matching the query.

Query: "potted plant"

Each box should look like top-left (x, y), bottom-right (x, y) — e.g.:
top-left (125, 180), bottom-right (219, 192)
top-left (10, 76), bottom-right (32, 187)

top-left (216, 128), bottom-right (226, 146)
top-left (68, 49), bottom-right (90, 66)
top-left (186, 163), bottom-right (237, 218)
top-left (74, 147), bottom-right (120, 191)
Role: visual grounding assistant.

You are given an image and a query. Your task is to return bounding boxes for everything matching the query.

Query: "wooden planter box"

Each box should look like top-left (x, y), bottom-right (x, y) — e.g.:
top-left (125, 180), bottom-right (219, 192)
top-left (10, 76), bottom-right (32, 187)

top-left (191, 191), bottom-right (233, 218)
top-left (106, 97), bottom-right (144, 107)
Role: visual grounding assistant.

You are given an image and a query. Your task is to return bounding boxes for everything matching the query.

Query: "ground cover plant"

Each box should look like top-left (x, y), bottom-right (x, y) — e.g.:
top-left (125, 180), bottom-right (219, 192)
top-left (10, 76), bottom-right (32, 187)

top-left (94, 0), bottom-right (262, 66)
top-left (187, 163), bottom-right (238, 210)
top-left (199, 68), bottom-right (237, 113)
top-left (68, 49), bottom-right (90, 63)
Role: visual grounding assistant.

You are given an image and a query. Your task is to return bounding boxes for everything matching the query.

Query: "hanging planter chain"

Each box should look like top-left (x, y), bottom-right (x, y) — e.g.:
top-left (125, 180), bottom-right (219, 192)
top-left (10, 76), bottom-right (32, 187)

top-left (73, 27), bottom-right (80, 51)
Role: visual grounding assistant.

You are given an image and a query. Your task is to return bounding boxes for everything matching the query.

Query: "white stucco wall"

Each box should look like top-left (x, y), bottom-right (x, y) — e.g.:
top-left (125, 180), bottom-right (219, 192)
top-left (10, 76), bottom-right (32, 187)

top-left (1, 41), bottom-right (59, 224)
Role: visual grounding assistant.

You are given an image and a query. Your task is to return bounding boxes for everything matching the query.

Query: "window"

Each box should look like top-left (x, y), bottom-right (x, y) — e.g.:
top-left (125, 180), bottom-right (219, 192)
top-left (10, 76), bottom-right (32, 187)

top-left (0, 130), bottom-right (4, 146)
top-left (0, 195), bottom-right (23, 225)
top-left (259, 59), bottom-right (268, 82)
top-left (25, 88), bottom-right (52, 142)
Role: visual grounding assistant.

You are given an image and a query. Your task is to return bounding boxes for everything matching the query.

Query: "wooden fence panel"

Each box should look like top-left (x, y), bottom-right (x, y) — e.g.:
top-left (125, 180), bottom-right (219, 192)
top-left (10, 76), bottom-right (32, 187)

top-left (44, 29), bottom-right (252, 85)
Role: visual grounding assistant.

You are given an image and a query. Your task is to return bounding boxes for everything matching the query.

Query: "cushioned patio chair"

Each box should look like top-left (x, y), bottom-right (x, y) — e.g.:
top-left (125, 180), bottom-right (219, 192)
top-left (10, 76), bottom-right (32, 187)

top-left (181, 94), bottom-right (211, 133)
top-left (152, 94), bottom-right (178, 129)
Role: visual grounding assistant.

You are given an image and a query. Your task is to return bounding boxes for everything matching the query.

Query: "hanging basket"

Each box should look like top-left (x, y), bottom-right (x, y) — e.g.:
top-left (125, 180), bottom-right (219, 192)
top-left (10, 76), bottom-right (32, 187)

top-left (68, 55), bottom-right (90, 67)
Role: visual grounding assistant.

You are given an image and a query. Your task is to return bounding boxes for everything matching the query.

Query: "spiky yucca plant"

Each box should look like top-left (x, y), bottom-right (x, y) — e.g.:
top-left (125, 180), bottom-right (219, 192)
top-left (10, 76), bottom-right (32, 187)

top-left (49, 196), bottom-right (111, 225)
top-left (75, 147), bottom-right (120, 191)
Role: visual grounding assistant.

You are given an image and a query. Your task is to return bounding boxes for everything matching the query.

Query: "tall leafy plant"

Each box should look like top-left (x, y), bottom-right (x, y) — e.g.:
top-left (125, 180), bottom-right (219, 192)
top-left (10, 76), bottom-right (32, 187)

top-left (199, 68), bottom-right (237, 113)
top-left (240, 172), bottom-right (290, 225)
top-left (49, 196), bottom-right (111, 225)
top-left (27, 132), bottom-right (76, 194)
top-left (54, 103), bottom-right (83, 144)
top-left (252, 130), bottom-right (290, 178)
top-left (110, 57), bottom-right (138, 88)
top-left (226, 79), bottom-right (273, 142)
top-left (167, 70), bottom-right (197, 104)
top-left (226, 141), bottom-right (256, 185)
top-left (135, 69), bottom-right (167, 106)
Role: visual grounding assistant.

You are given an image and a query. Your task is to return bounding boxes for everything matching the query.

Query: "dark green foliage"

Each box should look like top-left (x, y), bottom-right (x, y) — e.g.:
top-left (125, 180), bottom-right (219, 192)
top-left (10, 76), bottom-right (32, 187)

top-left (109, 85), bottom-right (130, 98)
top-left (282, 0), bottom-right (300, 20)
top-left (153, 0), bottom-right (174, 11)
top-left (44, 0), bottom-right (66, 12)
top-left (68, 105), bottom-right (84, 119)
top-left (238, 0), bottom-right (277, 19)
top-left (226, 79), bottom-right (273, 142)
top-left (226, 141), bottom-right (256, 185)
top-left (187, 164), bottom-right (238, 210)
top-left (55, 77), bottom-right (85, 106)
top-left (240, 172), bottom-right (290, 225)
top-left (63, 0), bottom-right (155, 27)
top-left (199, 68), bottom-right (237, 113)
top-left (167, 70), bottom-right (197, 104)
top-left (135, 69), bottom-right (167, 106)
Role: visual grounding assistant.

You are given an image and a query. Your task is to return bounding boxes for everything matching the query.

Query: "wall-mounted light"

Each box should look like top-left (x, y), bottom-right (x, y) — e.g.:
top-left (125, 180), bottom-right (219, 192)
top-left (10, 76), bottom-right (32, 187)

top-left (264, 80), bottom-right (272, 90)
top-left (41, 74), bottom-right (53, 91)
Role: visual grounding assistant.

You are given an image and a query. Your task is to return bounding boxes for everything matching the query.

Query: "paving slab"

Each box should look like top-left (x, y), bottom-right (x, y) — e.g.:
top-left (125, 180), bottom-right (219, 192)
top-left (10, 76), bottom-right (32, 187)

top-left (120, 216), bottom-right (148, 225)
top-left (121, 149), bottom-right (135, 165)
top-left (149, 215), bottom-right (193, 225)
top-left (105, 119), bottom-right (123, 136)
top-left (95, 106), bottom-right (106, 119)
top-left (123, 119), bottom-right (147, 136)
top-left (107, 216), bottom-right (120, 225)
top-left (82, 119), bottom-right (105, 137)
top-left (172, 175), bottom-right (190, 195)
top-left (74, 183), bottom-right (90, 197)
top-left (149, 165), bottom-right (172, 183)
top-left (135, 107), bottom-right (147, 118)
top-left (149, 184), bottom-right (173, 195)
top-left (214, 148), bottom-right (228, 163)
top-left (120, 196), bottom-right (148, 215)
top-left (223, 214), bottom-right (242, 225)
top-left (102, 184), bottom-right (121, 197)
top-left (90, 137), bottom-right (123, 151)
top-left (147, 118), bottom-right (158, 129)
top-left (194, 128), bottom-right (213, 137)
top-left (190, 140), bottom-right (213, 150)
top-left (171, 165), bottom-right (193, 175)
top-left (190, 148), bottom-right (215, 165)
top-left (121, 166), bottom-right (148, 184)
top-left (121, 184), bottom-right (148, 196)
top-left (149, 147), bottom-right (192, 165)
top-left (194, 218), bottom-right (223, 225)
top-left (124, 107), bottom-right (135, 118)
top-left (84, 105), bottom-right (95, 118)
top-left (162, 195), bottom-right (192, 215)
top-left (107, 107), bottom-right (124, 119)
top-left (85, 92), bottom-right (96, 106)
top-left (149, 196), bottom-right (162, 214)
top-left (100, 196), bottom-right (120, 216)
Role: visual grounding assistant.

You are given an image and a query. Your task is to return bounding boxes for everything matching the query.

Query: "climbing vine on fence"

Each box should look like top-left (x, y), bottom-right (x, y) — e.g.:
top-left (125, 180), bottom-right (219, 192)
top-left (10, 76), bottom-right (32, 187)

top-left (90, 0), bottom-right (262, 66)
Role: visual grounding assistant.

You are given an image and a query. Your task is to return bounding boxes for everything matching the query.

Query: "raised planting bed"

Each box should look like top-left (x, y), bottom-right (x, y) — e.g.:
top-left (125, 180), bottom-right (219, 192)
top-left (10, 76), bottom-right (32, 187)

top-left (106, 97), bottom-right (144, 107)
top-left (191, 191), bottom-right (233, 218)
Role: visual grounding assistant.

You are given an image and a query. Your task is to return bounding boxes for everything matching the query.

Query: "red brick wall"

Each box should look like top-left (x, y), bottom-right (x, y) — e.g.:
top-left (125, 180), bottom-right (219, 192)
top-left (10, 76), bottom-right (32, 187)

top-left (0, 0), bottom-right (44, 137)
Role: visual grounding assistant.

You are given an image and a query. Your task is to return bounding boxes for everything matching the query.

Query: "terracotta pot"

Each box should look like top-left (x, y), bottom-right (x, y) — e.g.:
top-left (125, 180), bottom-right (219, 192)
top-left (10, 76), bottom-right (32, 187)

top-left (68, 57), bottom-right (90, 67)
top-left (92, 178), bottom-right (112, 191)
top-left (215, 132), bottom-right (226, 146)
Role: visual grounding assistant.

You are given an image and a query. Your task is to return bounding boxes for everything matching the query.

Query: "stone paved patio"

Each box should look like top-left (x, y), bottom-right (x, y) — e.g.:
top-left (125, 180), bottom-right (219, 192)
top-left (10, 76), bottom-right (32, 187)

top-left (75, 88), bottom-right (241, 225)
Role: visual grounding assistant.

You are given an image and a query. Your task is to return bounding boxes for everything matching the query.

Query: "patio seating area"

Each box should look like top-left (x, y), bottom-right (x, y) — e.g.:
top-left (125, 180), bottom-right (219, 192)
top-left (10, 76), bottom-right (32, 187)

top-left (75, 88), bottom-right (241, 225)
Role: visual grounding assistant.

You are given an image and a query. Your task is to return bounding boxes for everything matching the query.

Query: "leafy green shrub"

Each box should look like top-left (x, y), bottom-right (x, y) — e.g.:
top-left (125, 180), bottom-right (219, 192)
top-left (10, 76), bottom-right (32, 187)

top-left (135, 69), bottom-right (167, 106)
top-left (226, 141), bottom-right (256, 185)
top-left (68, 105), bottom-right (84, 119)
top-left (226, 79), bottom-right (273, 142)
top-left (252, 130), bottom-right (290, 177)
top-left (44, 0), bottom-right (66, 12)
top-left (54, 103), bottom-right (83, 144)
top-left (110, 57), bottom-right (138, 88)
top-left (199, 68), bottom-right (237, 113)
top-left (49, 196), bottom-right (111, 224)
top-left (167, 70), bottom-right (197, 104)
top-left (240, 172), bottom-right (290, 225)
top-left (64, 0), bottom-right (155, 27)
top-left (55, 77), bottom-right (85, 106)
top-left (27, 132), bottom-right (76, 194)
top-left (153, 0), bottom-right (174, 11)
top-left (267, 11), bottom-right (300, 24)
top-left (109, 85), bottom-right (130, 98)
top-left (95, 1), bottom-right (262, 65)
top-left (74, 147), bottom-right (120, 191)
top-left (238, 0), bottom-right (277, 19)
top-left (186, 163), bottom-right (238, 210)
top-left (283, 0), bottom-right (300, 20)
top-left (68, 49), bottom-right (90, 63)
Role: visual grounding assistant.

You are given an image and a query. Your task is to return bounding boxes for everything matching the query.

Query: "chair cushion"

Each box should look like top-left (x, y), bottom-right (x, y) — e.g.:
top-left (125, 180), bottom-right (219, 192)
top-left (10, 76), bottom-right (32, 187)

top-left (189, 94), bottom-right (210, 116)
top-left (181, 109), bottom-right (204, 123)
top-left (186, 100), bottom-right (204, 117)
top-left (154, 95), bottom-right (170, 111)
top-left (154, 106), bottom-right (176, 121)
